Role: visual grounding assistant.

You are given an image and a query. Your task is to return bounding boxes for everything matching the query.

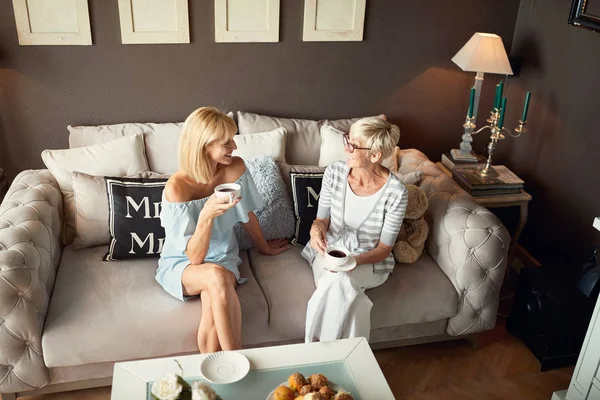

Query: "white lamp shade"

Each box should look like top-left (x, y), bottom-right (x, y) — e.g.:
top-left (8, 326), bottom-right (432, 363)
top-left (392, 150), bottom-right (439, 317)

top-left (452, 32), bottom-right (514, 75)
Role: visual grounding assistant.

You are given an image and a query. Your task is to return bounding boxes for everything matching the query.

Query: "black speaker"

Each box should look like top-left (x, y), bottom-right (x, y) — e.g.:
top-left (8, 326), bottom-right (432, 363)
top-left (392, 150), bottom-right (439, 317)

top-left (507, 264), bottom-right (595, 371)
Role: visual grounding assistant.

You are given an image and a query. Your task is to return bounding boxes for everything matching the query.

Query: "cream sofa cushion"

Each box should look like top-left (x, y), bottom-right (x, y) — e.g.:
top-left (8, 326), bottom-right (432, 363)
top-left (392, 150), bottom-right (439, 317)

top-left (71, 171), bottom-right (170, 249)
top-left (41, 247), bottom-right (271, 367)
top-left (237, 112), bottom-right (376, 166)
top-left (232, 127), bottom-right (287, 163)
top-left (41, 133), bottom-right (149, 244)
top-left (237, 112), bottom-right (320, 166)
top-left (67, 113), bottom-right (233, 174)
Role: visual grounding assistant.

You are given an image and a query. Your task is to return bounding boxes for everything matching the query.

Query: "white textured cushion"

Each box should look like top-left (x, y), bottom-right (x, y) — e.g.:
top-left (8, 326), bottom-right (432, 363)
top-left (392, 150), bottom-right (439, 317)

top-left (232, 128), bottom-right (287, 163)
top-left (41, 133), bottom-right (149, 244)
top-left (71, 171), bottom-right (170, 249)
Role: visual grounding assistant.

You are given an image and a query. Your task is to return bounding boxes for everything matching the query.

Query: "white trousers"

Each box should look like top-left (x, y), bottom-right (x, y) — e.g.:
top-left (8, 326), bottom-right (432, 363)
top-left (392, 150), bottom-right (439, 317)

top-left (305, 254), bottom-right (389, 342)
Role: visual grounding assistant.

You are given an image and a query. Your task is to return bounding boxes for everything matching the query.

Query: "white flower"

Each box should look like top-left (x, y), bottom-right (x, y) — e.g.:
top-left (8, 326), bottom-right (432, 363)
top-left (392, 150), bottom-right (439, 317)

top-left (192, 381), bottom-right (217, 400)
top-left (151, 373), bottom-right (183, 400)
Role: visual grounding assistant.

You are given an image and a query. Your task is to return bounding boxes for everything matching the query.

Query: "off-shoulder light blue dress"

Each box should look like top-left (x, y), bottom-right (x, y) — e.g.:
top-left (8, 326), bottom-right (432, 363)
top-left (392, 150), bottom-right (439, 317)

top-left (156, 171), bottom-right (263, 301)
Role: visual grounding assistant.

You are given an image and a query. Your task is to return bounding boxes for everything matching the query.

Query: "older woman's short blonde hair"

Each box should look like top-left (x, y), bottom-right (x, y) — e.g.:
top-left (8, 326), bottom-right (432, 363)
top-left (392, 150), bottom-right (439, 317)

top-left (350, 116), bottom-right (400, 161)
top-left (178, 107), bottom-right (237, 184)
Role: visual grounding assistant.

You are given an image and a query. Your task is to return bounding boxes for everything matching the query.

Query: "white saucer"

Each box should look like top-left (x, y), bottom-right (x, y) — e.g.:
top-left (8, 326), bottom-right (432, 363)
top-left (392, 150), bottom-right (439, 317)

top-left (325, 256), bottom-right (356, 272)
top-left (200, 351), bottom-right (250, 384)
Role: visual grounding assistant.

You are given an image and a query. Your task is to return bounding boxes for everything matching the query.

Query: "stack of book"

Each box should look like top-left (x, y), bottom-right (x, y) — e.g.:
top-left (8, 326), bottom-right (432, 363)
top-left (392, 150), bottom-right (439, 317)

top-left (452, 165), bottom-right (524, 197)
top-left (441, 152), bottom-right (487, 170)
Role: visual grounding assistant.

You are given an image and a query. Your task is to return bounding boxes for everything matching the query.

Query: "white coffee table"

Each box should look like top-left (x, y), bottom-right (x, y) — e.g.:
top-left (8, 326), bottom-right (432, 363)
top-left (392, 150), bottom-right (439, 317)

top-left (111, 337), bottom-right (394, 400)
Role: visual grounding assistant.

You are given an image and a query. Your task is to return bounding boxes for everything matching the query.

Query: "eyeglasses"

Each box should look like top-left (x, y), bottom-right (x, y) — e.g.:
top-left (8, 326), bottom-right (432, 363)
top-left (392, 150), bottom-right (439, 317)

top-left (343, 133), bottom-right (372, 153)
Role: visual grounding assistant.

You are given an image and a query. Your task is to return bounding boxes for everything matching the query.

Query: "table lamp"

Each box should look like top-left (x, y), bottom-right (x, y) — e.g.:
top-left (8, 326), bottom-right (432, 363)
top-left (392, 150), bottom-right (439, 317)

top-left (451, 32), bottom-right (513, 162)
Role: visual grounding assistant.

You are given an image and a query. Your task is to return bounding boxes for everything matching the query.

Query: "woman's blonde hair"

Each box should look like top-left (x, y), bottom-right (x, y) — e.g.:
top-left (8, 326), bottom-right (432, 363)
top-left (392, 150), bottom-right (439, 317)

top-left (178, 107), bottom-right (237, 184)
top-left (350, 117), bottom-right (400, 161)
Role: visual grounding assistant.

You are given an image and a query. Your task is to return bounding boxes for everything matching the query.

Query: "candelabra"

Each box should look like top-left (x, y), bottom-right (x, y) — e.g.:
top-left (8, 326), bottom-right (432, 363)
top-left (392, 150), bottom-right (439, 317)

top-left (457, 84), bottom-right (531, 177)
top-left (468, 108), bottom-right (527, 177)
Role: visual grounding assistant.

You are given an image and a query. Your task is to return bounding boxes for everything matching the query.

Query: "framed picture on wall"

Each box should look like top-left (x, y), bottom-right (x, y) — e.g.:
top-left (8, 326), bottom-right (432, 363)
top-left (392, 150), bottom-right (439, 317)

top-left (214, 0), bottom-right (280, 42)
top-left (569, 0), bottom-right (600, 32)
top-left (12, 0), bottom-right (92, 45)
top-left (117, 0), bottom-right (190, 44)
top-left (303, 0), bottom-right (367, 42)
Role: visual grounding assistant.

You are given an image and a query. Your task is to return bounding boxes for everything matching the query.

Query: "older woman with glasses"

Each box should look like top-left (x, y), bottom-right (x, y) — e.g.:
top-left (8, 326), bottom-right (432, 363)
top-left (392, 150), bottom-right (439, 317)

top-left (302, 116), bottom-right (408, 342)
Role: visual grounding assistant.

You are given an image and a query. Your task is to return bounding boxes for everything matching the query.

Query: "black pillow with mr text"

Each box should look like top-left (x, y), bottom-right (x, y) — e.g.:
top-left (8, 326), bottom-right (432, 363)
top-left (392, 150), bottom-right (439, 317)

top-left (104, 177), bottom-right (168, 261)
top-left (290, 170), bottom-right (325, 247)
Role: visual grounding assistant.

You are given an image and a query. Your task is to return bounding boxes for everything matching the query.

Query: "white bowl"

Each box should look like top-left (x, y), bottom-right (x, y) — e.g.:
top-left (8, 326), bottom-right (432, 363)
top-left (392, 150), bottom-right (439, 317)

top-left (200, 351), bottom-right (250, 384)
top-left (324, 245), bottom-right (350, 268)
top-left (214, 183), bottom-right (241, 203)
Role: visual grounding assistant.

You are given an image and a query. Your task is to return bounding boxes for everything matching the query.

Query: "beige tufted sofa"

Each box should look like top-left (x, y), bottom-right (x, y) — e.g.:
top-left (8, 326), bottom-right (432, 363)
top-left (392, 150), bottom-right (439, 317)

top-left (0, 118), bottom-right (509, 399)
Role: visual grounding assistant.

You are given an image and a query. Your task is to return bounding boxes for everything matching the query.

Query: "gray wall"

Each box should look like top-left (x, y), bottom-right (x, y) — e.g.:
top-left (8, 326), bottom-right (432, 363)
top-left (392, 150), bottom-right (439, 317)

top-left (0, 0), bottom-right (520, 179)
top-left (502, 0), bottom-right (600, 263)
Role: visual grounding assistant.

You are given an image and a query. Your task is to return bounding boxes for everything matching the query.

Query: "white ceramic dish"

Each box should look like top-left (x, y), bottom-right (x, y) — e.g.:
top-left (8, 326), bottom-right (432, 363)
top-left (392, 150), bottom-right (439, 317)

top-left (325, 256), bottom-right (357, 272)
top-left (266, 381), bottom-right (347, 400)
top-left (324, 245), bottom-right (350, 268)
top-left (200, 351), bottom-right (250, 384)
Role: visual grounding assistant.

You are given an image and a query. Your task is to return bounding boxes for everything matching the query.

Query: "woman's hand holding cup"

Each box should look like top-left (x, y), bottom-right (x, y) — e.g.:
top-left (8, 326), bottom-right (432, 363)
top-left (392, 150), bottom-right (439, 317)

top-left (200, 194), bottom-right (241, 221)
top-left (310, 223), bottom-right (328, 255)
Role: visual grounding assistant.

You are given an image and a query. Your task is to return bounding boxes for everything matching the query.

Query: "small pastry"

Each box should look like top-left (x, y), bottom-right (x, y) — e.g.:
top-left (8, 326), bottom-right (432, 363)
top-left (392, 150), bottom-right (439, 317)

top-left (333, 392), bottom-right (354, 400)
top-left (304, 393), bottom-right (326, 400)
top-left (288, 373), bottom-right (308, 391)
top-left (273, 385), bottom-right (295, 400)
top-left (299, 385), bottom-right (313, 396)
top-left (319, 386), bottom-right (335, 399)
top-left (309, 374), bottom-right (328, 391)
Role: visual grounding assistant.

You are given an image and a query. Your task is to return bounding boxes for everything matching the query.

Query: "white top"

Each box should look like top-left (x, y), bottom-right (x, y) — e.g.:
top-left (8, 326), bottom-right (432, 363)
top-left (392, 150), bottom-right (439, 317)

top-left (344, 182), bottom-right (384, 228)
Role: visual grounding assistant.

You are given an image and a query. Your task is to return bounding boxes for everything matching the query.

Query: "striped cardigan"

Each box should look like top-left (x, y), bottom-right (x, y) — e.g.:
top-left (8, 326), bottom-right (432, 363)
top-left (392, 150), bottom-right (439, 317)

top-left (302, 161), bottom-right (408, 274)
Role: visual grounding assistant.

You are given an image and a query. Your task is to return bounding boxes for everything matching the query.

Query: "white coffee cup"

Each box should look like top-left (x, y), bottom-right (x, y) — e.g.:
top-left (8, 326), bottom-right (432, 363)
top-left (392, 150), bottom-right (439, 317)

top-left (214, 183), bottom-right (241, 203)
top-left (324, 245), bottom-right (350, 268)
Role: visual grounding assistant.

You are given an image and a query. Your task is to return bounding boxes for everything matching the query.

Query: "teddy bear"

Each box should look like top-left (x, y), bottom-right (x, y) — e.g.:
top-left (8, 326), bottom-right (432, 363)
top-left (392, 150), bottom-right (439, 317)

top-left (393, 184), bottom-right (429, 264)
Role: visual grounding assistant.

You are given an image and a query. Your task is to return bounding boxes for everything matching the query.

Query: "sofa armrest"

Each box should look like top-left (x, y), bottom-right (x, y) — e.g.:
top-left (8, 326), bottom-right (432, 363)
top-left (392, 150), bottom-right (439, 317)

top-left (398, 149), bottom-right (510, 336)
top-left (0, 170), bottom-right (63, 392)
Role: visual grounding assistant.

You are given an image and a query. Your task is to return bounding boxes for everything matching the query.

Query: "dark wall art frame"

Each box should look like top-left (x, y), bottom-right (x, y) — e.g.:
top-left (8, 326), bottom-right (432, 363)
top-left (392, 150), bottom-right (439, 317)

top-left (569, 0), bottom-right (600, 32)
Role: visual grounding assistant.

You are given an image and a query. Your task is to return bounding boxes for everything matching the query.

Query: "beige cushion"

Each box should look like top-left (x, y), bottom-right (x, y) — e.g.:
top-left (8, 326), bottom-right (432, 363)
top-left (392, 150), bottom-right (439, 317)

top-left (232, 127), bottom-right (287, 163)
top-left (71, 171), bottom-right (170, 249)
top-left (237, 112), bottom-right (320, 166)
top-left (41, 134), bottom-right (149, 244)
top-left (67, 113), bottom-right (233, 174)
top-left (248, 247), bottom-right (458, 341)
top-left (42, 246), bottom-right (271, 367)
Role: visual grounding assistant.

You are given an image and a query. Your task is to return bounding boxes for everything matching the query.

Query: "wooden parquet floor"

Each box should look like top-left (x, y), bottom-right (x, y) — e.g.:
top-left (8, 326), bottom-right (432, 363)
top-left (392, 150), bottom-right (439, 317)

top-left (11, 319), bottom-right (573, 400)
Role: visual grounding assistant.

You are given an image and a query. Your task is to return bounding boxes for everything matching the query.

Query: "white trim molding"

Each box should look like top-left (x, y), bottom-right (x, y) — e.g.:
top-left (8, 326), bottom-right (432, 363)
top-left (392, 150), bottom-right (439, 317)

top-left (117, 0), bottom-right (190, 44)
top-left (12, 0), bottom-right (92, 46)
top-left (214, 0), bottom-right (280, 43)
top-left (303, 0), bottom-right (366, 42)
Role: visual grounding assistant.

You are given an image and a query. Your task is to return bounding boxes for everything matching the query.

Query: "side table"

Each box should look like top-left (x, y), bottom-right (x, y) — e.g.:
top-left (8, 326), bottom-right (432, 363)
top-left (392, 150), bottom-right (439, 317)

top-left (436, 162), bottom-right (532, 267)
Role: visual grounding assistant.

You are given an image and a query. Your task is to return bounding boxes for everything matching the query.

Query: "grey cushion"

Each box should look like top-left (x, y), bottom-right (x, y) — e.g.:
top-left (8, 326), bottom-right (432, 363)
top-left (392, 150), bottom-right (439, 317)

top-left (234, 156), bottom-right (295, 250)
top-left (42, 246), bottom-right (271, 367)
top-left (248, 247), bottom-right (458, 341)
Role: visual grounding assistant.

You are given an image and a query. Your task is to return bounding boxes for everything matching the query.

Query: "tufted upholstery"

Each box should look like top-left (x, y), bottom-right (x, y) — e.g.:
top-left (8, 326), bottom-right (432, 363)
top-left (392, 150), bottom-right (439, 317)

top-left (398, 149), bottom-right (510, 336)
top-left (0, 170), bottom-right (62, 393)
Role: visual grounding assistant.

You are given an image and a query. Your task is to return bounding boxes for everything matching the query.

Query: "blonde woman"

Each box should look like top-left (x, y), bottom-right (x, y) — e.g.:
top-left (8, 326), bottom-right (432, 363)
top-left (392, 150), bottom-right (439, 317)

top-left (156, 107), bottom-right (289, 353)
top-left (303, 117), bottom-right (408, 342)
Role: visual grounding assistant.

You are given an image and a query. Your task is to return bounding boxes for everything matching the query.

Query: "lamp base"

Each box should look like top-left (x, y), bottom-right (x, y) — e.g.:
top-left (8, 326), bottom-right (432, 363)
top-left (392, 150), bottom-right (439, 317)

top-left (451, 148), bottom-right (479, 162)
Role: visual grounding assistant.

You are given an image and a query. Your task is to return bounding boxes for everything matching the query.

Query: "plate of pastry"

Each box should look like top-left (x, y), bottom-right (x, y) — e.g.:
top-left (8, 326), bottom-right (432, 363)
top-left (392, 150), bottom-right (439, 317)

top-left (267, 372), bottom-right (355, 400)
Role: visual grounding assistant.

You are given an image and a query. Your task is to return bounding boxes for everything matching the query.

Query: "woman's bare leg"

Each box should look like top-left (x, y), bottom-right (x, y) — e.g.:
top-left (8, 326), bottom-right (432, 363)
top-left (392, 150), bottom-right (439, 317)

top-left (198, 291), bottom-right (220, 353)
top-left (182, 263), bottom-right (241, 351)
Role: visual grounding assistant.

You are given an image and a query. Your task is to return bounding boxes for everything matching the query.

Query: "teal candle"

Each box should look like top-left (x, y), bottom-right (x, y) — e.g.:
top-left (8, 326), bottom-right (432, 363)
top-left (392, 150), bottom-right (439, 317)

top-left (522, 91), bottom-right (531, 122)
top-left (498, 97), bottom-right (507, 129)
top-left (494, 84), bottom-right (501, 109)
top-left (467, 87), bottom-right (475, 118)
top-left (497, 80), bottom-right (504, 109)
